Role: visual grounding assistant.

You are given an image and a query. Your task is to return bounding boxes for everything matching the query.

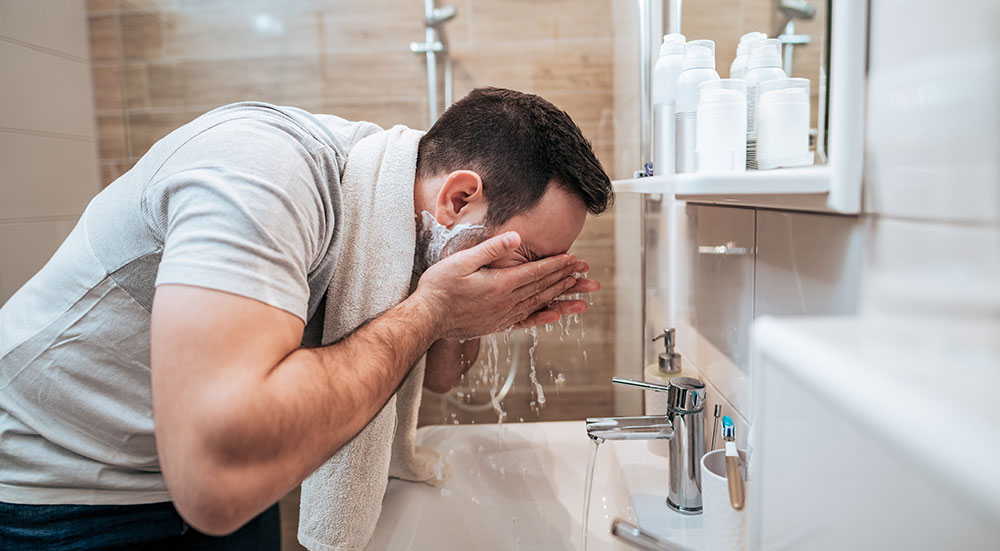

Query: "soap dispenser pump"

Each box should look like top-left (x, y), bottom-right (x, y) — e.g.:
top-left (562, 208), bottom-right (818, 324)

top-left (653, 328), bottom-right (681, 375)
top-left (644, 328), bottom-right (689, 408)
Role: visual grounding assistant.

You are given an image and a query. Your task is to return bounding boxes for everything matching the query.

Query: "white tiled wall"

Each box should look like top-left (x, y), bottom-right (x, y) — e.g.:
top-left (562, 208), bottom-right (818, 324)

top-left (0, 0), bottom-right (99, 303)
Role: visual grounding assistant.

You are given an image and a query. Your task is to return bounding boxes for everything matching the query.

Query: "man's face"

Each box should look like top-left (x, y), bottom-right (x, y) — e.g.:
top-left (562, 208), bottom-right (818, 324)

top-left (417, 171), bottom-right (589, 271)
top-left (484, 184), bottom-right (588, 268)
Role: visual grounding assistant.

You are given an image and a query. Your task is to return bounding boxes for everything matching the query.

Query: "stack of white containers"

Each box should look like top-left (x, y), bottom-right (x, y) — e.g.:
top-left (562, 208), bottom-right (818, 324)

top-left (651, 31), bottom-right (813, 175)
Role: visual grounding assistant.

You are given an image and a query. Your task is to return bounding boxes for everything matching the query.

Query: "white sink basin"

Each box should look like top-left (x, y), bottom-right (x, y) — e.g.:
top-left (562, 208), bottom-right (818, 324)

top-left (366, 421), bottom-right (705, 551)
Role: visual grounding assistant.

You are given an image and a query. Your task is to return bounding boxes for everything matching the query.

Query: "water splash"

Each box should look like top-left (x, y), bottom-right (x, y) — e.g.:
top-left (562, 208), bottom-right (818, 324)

top-left (582, 439), bottom-right (601, 551)
top-left (526, 326), bottom-right (546, 411)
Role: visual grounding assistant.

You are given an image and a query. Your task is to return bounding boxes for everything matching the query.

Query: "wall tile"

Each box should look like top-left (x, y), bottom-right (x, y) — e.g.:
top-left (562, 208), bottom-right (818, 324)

top-left (467, 0), bottom-right (611, 45)
top-left (0, 0), bottom-right (90, 59)
top-left (860, 217), bottom-right (1000, 318)
top-left (0, 41), bottom-right (96, 137)
top-left (96, 113), bottom-right (129, 158)
top-left (159, 4), bottom-right (321, 60)
top-left (0, 132), bottom-right (99, 219)
top-left (87, 14), bottom-right (120, 62)
top-left (318, 49), bottom-right (427, 102)
top-left (87, 0), bottom-right (117, 13)
top-left (91, 63), bottom-right (123, 112)
top-left (755, 211), bottom-right (864, 318)
top-left (122, 63), bottom-right (148, 108)
top-left (146, 55), bottom-right (323, 108)
top-left (864, 0), bottom-right (1000, 224)
top-left (0, 218), bottom-right (79, 304)
top-left (120, 13), bottom-right (163, 60)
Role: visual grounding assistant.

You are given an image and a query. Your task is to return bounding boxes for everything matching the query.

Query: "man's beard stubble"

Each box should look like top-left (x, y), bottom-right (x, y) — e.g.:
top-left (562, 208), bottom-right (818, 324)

top-left (413, 210), bottom-right (490, 276)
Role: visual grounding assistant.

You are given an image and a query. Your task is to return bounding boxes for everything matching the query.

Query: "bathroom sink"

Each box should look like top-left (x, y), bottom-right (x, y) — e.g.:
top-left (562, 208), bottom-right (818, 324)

top-left (366, 421), bottom-right (705, 551)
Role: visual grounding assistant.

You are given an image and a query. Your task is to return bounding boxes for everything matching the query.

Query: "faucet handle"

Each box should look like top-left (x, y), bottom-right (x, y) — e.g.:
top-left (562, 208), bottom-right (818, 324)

top-left (612, 377), bottom-right (670, 393)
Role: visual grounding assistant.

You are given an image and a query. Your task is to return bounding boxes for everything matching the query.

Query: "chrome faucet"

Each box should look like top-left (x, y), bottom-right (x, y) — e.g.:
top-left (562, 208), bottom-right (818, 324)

top-left (586, 376), bottom-right (706, 514)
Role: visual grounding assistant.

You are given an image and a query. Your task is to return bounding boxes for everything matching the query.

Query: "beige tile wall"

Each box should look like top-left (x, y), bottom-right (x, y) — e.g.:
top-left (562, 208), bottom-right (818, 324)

top-left (0, 0), bottom-right (100, 303)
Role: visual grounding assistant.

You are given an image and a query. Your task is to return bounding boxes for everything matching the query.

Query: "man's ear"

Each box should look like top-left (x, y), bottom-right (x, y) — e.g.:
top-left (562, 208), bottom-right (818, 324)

top-left (434, 170), bottom-right (486, 228)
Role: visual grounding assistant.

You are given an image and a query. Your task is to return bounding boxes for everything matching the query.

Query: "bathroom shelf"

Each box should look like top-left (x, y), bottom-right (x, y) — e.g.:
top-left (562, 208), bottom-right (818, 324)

top-left (612, 166), bottom-right (842, 212)
top-left (613, 0), bottom-right (869, 215)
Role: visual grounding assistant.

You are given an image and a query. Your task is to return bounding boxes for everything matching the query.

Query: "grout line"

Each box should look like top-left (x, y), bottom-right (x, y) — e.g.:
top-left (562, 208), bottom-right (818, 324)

top-left (0, 127), bottom-right (94, 142)
top-left (0, 35), bottom-right (89, 64)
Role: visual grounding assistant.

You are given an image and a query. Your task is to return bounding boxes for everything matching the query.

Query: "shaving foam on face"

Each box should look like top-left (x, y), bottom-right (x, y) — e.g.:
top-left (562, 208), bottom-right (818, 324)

top-left (415, 210), bottom-right (488, 273)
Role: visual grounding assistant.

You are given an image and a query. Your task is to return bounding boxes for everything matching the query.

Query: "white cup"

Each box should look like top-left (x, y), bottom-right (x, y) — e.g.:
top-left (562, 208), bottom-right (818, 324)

top-left (700, 448), bottom-right (750, 551)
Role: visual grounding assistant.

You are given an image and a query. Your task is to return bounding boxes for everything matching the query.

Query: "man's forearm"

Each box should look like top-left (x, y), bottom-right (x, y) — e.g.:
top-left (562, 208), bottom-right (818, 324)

top-left (176, 294), bottom-right (441, 533)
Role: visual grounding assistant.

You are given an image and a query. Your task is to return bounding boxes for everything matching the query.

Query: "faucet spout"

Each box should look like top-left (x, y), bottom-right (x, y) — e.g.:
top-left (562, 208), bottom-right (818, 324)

top-left (586, 415), bottom-right (674, 442)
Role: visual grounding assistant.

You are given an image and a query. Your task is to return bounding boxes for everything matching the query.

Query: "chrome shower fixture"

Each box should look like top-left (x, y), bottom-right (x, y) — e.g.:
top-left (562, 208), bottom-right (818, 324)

top-left (411, 0), bottom-right (458, 125)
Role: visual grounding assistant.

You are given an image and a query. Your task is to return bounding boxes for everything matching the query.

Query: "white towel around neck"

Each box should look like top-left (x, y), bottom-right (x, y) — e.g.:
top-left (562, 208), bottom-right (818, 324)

top-left (298, 125), bottom-right (441, 551)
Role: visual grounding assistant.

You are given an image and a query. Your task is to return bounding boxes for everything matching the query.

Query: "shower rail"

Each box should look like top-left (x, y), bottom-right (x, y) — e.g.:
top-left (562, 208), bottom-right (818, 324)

top-left (410, 0), bottom-right (457, 125)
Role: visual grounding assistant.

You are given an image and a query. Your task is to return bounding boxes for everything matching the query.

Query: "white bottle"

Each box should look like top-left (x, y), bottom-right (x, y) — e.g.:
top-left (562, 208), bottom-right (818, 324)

top-left (696, 79), bottom-right (747, 172)
top-left (675, 39), bottom-right (720, 174)
top-left (652, 33), bottom-right (686, 176)
top-left (730, 31), bottom-right (767, 79)
top-left (744, 38), bottom-right (786, 169)
top-left (757, 78), bottom-right (813, 169)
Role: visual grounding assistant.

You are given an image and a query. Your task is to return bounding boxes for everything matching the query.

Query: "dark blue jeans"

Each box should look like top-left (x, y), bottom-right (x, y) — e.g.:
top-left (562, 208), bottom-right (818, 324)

top-left (0, 500), bottom-right (280, 551)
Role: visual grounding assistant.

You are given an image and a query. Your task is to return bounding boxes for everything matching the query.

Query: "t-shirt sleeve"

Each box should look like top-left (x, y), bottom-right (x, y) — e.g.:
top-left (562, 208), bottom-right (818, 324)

top-left (147, 118), bottom-right (329, 322)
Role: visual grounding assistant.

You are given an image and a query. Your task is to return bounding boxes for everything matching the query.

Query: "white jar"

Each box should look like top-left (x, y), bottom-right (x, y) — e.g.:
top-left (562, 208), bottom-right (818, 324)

top-left (756, 78), bottom-right (813, 169)
top-left (696, 79), bottom-right (747, 172)
top-left (729, 31), bottom-right (767, 80)
top-left (675, 39), bottom-right (720, 174)
top-left (652, 33), bottom-right (686, 176)
top-left (744, 39), bottom-right (786, 169)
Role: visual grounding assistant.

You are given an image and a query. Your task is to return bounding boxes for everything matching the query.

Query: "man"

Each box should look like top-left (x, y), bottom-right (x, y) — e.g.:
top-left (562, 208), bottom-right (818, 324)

top-left (0, 87), bottom-right (612, 549)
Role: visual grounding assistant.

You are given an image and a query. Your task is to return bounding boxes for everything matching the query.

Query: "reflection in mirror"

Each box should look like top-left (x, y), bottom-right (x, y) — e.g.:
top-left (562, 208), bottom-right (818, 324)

top-left (674, 0), bottom-right (829, 162)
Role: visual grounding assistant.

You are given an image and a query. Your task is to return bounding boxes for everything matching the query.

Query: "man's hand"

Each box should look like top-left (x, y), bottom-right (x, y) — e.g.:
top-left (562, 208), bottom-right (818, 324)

top-left (418, 231), bottom-right (602, 393)
top-left (413, 231), bottom-right (589, 340)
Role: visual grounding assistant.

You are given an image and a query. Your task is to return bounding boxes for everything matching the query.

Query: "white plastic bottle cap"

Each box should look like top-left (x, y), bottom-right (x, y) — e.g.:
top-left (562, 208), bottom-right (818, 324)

top-left (736, 32), bottom-right (767, 57)
top-left (660, 33), bottom-right (686, 56)
top-left (683, 39), bottom-right (716, 70)
top-left (747, 38), bottom-right (782, 70)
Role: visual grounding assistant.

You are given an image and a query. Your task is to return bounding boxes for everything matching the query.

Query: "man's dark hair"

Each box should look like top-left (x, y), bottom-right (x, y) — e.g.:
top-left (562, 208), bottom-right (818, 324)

top-left (417, 87), bottom-right (613, 226)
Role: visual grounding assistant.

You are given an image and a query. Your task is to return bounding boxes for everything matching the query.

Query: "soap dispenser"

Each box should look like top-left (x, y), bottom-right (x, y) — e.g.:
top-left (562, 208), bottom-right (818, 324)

top-left (644, 329), bottom-right (690, 407)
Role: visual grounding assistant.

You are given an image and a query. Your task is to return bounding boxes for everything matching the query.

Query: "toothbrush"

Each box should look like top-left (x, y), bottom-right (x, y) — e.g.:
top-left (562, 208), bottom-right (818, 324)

top-left (722, 416), bottom-right (745, 511)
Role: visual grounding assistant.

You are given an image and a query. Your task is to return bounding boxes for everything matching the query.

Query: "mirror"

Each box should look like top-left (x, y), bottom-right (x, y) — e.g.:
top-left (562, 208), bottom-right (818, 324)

top-left (673, 0), bottom-right (830, 163)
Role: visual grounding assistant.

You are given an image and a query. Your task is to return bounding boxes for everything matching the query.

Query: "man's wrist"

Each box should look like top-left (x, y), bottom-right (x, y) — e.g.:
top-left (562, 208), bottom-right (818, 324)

top-left (401, 290), bottom-right (447, 344)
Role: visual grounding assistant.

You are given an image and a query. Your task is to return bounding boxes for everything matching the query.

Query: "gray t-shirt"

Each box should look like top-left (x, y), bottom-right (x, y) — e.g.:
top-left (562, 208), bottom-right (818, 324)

top-left (0, 102), bottom-right (381, 505)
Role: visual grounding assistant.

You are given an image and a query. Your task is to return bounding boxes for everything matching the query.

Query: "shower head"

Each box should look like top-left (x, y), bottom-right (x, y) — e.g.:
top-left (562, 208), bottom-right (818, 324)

top-left (779, 0), bottom-right (815, 21)
top-left (426, 5), bottom-right (457, 26)
top-left (775, 0), bottom-right (815, 36)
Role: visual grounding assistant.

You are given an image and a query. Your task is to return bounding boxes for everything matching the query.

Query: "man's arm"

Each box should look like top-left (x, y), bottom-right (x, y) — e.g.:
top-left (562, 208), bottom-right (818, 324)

top-left (151, 232), bottom-right (584, 535)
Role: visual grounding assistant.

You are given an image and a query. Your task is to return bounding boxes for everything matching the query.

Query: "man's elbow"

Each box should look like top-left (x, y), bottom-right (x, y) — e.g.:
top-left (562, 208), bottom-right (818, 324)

top-left (169, 475), bottom-right (256, 536)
